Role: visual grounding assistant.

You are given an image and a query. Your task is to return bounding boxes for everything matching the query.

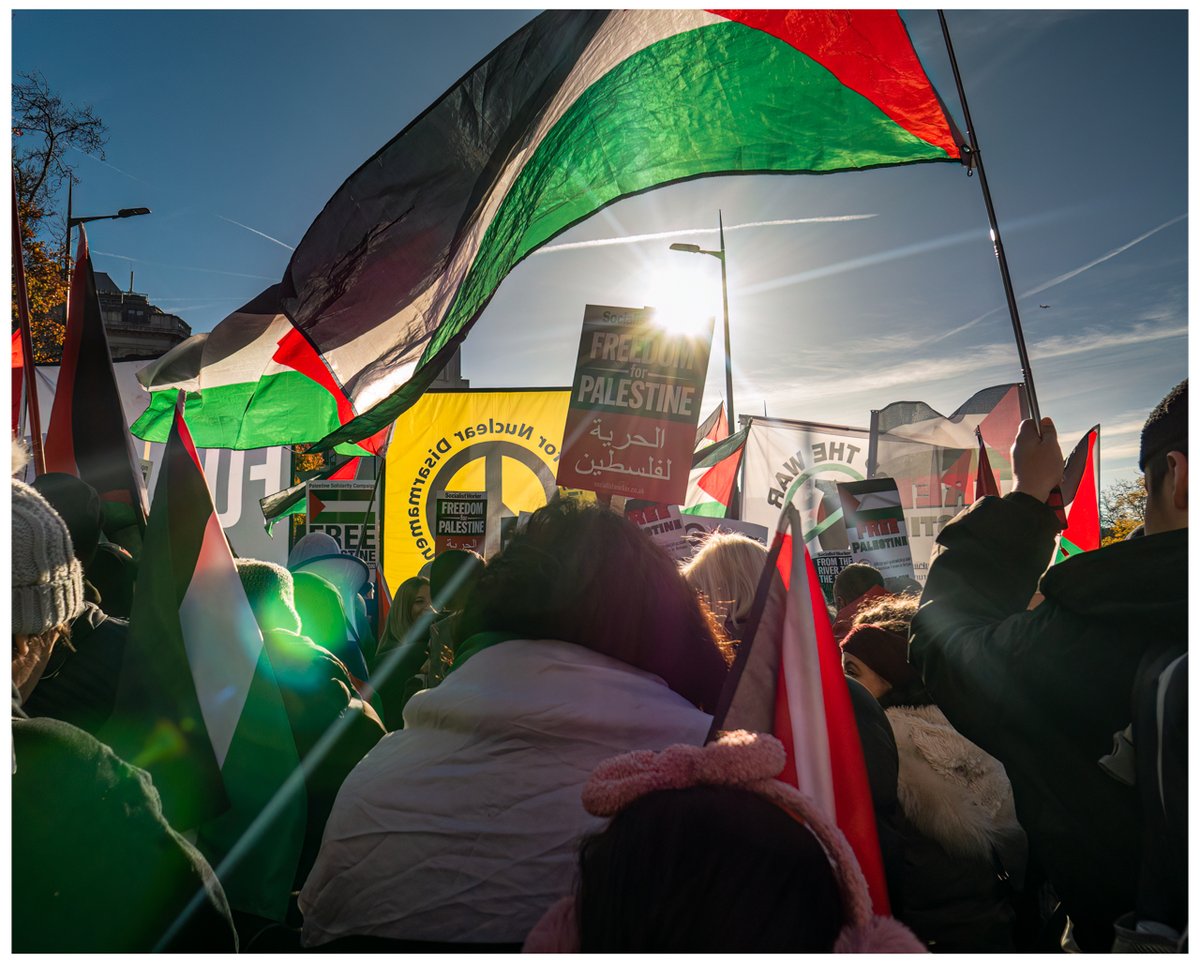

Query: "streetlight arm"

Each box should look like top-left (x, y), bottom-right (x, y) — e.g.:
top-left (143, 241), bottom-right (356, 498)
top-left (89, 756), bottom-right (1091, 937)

top-left (69, 207), bottom-right (152, 228)
top-left (669, 241), bottom-right (723, 260)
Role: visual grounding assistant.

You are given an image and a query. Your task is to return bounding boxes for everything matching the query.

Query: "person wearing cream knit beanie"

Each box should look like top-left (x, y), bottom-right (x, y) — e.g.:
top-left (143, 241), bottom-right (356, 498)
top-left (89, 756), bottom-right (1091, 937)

top-left (11, 473), bottom-right (239, 952)
top-left (11, 479), bottom-right (85, 702)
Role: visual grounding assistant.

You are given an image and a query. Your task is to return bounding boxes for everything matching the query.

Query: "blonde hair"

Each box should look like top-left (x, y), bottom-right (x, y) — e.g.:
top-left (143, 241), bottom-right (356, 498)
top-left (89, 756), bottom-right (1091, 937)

top-left (680, 532), bottom-right (769, 625)
top-left (381, 575), bottom-right (430, 651)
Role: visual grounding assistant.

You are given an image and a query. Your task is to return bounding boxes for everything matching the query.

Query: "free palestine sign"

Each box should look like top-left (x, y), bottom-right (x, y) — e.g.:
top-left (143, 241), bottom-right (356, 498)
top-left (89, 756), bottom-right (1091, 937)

top-left (557, 304), bottom-right (712, 504)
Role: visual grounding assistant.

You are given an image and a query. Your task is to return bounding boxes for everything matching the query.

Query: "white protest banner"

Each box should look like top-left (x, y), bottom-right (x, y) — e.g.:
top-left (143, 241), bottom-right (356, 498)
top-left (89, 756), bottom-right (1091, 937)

top-left (739, 416), bottom-right (871, 552)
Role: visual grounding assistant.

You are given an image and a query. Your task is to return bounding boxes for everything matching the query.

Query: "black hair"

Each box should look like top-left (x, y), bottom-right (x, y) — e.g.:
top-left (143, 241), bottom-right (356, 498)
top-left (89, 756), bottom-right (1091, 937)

top-left (429, 549), bottom-right (484, 611)
top-left (1141, 379), bottom-right (1187, 493)
top-left (578, 785), bottom-right (845, 952)
top-left (833, 563), bottom-right (884, 606)
top-left (457, 499), bottom-right (731, 710)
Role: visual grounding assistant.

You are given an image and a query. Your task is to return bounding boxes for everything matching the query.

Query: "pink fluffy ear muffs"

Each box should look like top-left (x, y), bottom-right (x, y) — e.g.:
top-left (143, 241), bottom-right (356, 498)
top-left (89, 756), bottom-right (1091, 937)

top-left (524, 730), bottom-right (925, 953)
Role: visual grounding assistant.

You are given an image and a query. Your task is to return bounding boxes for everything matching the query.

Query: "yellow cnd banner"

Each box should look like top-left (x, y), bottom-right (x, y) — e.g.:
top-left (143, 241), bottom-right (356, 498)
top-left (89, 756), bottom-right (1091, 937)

top-left (383, 388), bottom-right (571, 588)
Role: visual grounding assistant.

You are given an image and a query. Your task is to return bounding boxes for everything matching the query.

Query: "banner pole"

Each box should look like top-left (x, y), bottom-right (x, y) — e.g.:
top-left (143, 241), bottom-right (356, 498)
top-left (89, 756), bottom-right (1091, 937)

top-left (938, 10), bottom-right (1042, 432)
top-left (356, 457), bottom-right (385, 564)
top-left (866, 409), bottom-right (880, 478)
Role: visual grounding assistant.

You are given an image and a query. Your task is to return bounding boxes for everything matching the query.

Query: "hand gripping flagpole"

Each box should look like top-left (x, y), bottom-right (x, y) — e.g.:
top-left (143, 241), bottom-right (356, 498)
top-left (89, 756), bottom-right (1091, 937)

top-left (938, 10), bottom-right (1043, 434)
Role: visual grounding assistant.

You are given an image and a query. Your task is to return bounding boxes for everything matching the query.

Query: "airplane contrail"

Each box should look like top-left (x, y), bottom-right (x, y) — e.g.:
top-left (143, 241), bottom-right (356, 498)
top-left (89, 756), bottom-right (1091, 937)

top-left (1022, 213), bottom-right (1187, 297)
top-left (91, 249), bottom-right (277, 281)
top-left (535, 214), bottom-right (876, 254)
top-left (931, 212), bottom-right (1188, 342)
top-left (68, 145), bottom-right (149, 184)
top-left (217, 215), bottom-right (296, 251)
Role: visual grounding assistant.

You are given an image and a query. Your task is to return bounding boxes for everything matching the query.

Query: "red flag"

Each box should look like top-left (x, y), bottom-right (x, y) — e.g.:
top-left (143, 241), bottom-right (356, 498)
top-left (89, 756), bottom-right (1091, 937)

top-left (1056, 426), bottom-right (1100, 561)
top-left (12, 329), bottom-right (24, 435)
top-left (709, 503), bottom-right (890, 915)
top-left (44, 227), bottom-right (149, 522)
top-left (974, 427), bottom-right (1000, 500)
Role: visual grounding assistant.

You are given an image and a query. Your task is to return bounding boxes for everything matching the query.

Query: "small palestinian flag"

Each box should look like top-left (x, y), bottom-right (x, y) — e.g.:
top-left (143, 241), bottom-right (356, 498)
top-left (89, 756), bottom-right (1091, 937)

top-left (709, 502), bottom-right (891, 915)
top-left (695, 403), bottom-right (730, 451)
top-left (1055, 425), bottom-right (1100, 562)
top-left (683, 427), bottom-right (747, 518)
top-left (974, 426), bottom-right (1000, 500)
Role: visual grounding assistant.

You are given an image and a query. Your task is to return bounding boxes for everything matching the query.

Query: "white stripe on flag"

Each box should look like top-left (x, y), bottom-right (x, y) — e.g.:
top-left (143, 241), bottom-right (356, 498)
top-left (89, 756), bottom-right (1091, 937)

top-left (779, 513), bottom-right (837, 820)
top-left (179, 512), bottom-right (265, 768)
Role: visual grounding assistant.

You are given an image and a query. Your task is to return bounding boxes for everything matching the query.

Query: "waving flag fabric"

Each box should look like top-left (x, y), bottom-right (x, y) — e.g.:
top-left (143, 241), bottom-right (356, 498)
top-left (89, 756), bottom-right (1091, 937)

top-left (871, 383), bottom-right (1028, 582)
top-left (709, 503), bottom-right (890, 914)
top-left (974, 426), bottom-right (1001, 501)
top-left (134, 10), bottom-right (961, 452)
top-left (102, 393), bottom-right (305, 921)
top-left (1055, 425), bottom-right (1100, 562)
top-left (12, 328), bottom-right (23, 434)
top-left (695, 403), bottom-right (730, 450)
top-left (130, 287), bottom-right (388, 455)
top-left (683, 427), bottom-right (747, 518)
top-left (44, 227), bottom-right (149, 521)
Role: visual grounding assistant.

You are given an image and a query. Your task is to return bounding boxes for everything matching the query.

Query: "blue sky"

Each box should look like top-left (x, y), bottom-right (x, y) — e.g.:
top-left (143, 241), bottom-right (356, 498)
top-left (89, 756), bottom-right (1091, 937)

top-left (12, 8), bottom-right (1189, 492)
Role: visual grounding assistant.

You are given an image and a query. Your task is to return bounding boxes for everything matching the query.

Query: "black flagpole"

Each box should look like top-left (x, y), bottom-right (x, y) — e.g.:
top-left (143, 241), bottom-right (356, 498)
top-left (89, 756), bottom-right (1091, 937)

top-left (938, 10), bottom-right (1043, 432)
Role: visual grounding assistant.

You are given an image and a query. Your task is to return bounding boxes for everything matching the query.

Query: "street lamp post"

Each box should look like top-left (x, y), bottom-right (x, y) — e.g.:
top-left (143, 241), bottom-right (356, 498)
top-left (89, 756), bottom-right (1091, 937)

top-left (62, 180), bottom-right (151, 279)
top-left (670, 210), bottom-right (734, 430)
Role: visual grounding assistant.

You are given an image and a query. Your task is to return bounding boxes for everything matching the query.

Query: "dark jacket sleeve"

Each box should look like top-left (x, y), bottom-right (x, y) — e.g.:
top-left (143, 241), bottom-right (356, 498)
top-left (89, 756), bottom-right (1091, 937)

top-left (12, 717), bottom-right (239, 953)
top-left (908, 493), bottom-right (1060, 759)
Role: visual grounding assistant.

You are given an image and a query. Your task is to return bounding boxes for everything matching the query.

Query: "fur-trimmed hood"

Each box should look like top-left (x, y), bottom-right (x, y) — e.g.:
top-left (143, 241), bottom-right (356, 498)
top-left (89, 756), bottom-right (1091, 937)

top-left (887, 704), bottom-right (1022, 861)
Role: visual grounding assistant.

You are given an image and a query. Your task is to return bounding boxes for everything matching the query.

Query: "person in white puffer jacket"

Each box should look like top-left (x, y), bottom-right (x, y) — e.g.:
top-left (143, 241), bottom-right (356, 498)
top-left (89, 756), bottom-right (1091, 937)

top-left (300, 499), bottom-right (733, 949)
top-left (841, 592), bottom-right (1028, 952)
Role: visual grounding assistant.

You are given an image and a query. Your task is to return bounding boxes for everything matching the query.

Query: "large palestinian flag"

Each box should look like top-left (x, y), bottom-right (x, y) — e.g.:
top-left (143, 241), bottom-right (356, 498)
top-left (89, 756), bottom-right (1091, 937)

top-left (133, 10), bottom-right (962, 452)
top-left (101, 393), bottom-right (305, 922)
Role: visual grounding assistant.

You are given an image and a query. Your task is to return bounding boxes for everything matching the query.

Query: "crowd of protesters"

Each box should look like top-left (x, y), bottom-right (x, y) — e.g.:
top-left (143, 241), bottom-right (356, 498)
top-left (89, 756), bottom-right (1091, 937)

top-left (11, 379), bottom-right (1186, 953)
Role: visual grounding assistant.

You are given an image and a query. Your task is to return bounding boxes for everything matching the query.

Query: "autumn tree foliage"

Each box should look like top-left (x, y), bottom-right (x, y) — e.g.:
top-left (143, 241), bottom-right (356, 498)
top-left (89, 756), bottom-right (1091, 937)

top-left (1100, 476), bottom-right (1146, 546)
top-left (12, 71), bottom-right (108, 363)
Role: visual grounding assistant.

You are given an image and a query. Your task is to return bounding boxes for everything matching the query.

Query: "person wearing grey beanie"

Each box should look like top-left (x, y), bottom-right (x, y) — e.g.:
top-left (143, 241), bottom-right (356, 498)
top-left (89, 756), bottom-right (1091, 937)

top-left (12, 480), bottom-right (85, 703)
top-left (11, 474), bottom-right (238, 952)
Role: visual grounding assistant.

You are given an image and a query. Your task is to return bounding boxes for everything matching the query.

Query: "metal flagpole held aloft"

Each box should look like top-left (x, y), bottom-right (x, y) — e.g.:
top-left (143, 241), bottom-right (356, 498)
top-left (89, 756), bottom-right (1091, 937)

top-left (718, 210), bottom-right (734, 431)
top-left (938, 10), bottom-right (1043, 433)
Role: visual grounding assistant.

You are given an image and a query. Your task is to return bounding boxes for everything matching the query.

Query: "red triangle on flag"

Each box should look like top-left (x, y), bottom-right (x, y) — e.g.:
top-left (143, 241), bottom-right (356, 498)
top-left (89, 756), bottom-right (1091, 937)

top-left (308, 491), bottom-right (326, 519)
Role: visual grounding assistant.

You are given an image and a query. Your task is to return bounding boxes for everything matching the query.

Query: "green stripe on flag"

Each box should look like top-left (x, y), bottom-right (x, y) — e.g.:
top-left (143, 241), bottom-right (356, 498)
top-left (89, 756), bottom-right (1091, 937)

top-left (681, 501), bottom-right (728, 518)
top-left (425, 21), bottom-right (953, 363)
top-left (133, 373), bottom-right (374, 455)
